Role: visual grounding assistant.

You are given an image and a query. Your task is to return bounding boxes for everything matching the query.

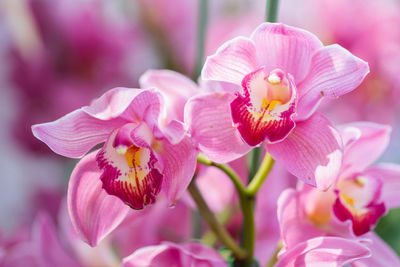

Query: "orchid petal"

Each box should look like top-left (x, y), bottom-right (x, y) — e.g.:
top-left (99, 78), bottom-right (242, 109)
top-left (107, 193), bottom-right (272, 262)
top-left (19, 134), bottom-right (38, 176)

top-left (352, 233), bottom-right (400, 267)
top-left (185, 92), bottom-right (251, 163)
top-left (267, 113), bottom-right (343, 190)
top-left (139, 69), bottom-right (198, 123)
top-left (122, 242), bottom-right (227, 267)
top-left (366, 163), bottom-right (400, 209)
top-left (156, 135), bottom-right (198, 206)
top-left (202, 37), bottom-right (258, 85)
top-left (276, 236), bottom-right (371, 267)
top-left (277, 188), bottom-right (326, 249)
top-left (32, 88), bottom-right (162, 158)
top-left (296, 44), bottom-right (369, 120)
top-left (338, 122), bottom-right (391, 176)
top-left (250, 23), bottom-right (323, 83)
top-left (68, 151), bottom-right (129, 246)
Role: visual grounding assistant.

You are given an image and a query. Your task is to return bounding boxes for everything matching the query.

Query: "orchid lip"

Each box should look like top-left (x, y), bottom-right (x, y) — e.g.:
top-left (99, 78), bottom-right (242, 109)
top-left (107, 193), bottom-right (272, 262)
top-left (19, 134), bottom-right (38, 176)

top-left (97, 127), bottom-right (163, 210)
top-left (230, 67), bottom-right (297, 146)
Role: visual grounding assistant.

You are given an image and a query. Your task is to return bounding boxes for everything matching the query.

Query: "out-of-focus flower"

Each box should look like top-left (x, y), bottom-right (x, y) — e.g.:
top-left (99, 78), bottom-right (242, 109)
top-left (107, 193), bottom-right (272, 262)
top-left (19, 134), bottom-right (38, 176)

top-left (194, 22), bottom-right (369, 189)
top-left (2, 0), bottom-right (152, 153)
top-left (276, 122), bottom-right (400, 265)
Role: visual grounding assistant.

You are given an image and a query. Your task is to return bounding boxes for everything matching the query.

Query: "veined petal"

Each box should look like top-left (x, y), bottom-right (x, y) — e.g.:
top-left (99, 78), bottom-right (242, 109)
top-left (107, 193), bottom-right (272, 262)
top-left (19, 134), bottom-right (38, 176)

top-left (366, 163), bottom-right (400, 209)
top-left (32, 109), bottom-right (125, 158)
top-left (231, 68), bottom-right (297, 146)
top-left (250, 23), bottom-right (323, 83)
top-left (32, 88), bottom-right (163, 158)
top-left (68, 151), bottom-right (129, 246)
top-left (202, 36), bottom-right (258, 85)
top-left (139, 69), bottom-right (198, 123)
top-left (276, 236), bottom-right (371, 267)
top-left (83, 88), bottom-right (162, 124)
top-left (267, 113), bottom-right (343, 190)
top-left (338, 122), bottom-right (391, 177)
top-left (155, 135), bottom-right (198, 206)
top-left (184, 92), bottom-right (251, 163)
top-left (296, 44), bottom-right (369, 120)
top-left (352, 233), bottom-right (400, 267)
top-left (97, 124), bottom-right (163, 210)
top-left (122, 242), bottom-right (227, 267)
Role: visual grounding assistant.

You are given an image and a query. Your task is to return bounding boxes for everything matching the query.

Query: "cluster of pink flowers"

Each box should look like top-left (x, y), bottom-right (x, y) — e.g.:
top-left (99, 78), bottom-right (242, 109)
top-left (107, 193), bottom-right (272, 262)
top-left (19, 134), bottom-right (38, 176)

top-left (20, 21), bottom-right (400, 267)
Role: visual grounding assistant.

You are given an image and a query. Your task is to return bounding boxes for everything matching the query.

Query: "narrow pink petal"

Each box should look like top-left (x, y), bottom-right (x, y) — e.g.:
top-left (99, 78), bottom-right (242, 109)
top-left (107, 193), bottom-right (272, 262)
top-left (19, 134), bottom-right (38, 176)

top-left (366, 163), bottom-right (400, 209)
top-left (296, 44), bottom-right (369, 120)
top-left (32, 213), bottom-right (82, 267)
top-left (202, 37), bottom-right (258, 85)
top-left (156, 135), bottom-right (198, 206)
top-left (82, 88), bottom-right (162, 123)
top-left (352, 233), bottom-right (400, 267)
top-left (250, 23), bottom-right (323, 83)
top-left (267, 113), bottom-right (343, 190)
top-left (184, 92), bottom-right (251, 163)
top-left (32, 109), bottom-right (124, 158)
top-left (338, 122), bottom-right (391, 177)
top-left (276, 236), bottom-right (371, 267)
top-left (139, 69), bottom-right (198, 123)
top-left (122, 242), bottom-right (226, 267)
top-left (32, 88), bottom-right (163, 158)
top-left (68, 151), bottom-right (129, 246)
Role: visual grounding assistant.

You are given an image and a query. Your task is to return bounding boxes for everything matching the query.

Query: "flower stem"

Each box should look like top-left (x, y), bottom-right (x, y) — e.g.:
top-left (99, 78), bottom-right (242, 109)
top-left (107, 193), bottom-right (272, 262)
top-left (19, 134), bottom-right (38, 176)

top-left (239, 194), bottom-right (256, 266)
top-left (246, 153), bottom-right (275, 196)
top-left (193, 0), bottom-right (208, 80)
top-left (265, 241), bottom-right (283, 267)
top-left (265, 0), bottom-right (280, 22)
top-left (197, 154), bottom-right (247, 197)
top-left (188, 180), bottom-right (247, 260)
top-left (248, 147), bottom-right (262, 183)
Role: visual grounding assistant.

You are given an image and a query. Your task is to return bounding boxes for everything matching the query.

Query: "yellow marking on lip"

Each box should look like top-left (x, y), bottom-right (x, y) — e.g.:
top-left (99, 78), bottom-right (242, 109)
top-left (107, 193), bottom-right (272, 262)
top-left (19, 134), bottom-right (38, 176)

top-left (125, 146), bottom-right (141, 168)
top-left (341, 193), bottom-right (355, 207)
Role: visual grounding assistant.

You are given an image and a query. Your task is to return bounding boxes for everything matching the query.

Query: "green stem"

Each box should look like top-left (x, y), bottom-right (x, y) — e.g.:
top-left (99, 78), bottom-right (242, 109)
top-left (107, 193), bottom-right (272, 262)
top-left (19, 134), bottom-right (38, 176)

top-left (197, 154), bottom-right (247, 197)
top-left (239, 194), bottom-right (256, 266)
top-left (265, 242), bottom-right (283, 267)
top-left (193, 0), bottom-right (208, 80)
top-left (265, 0), bottom-right (280, 22)
top-left (188, 180), bottom-right (247, 260)
top-left (248, 147), bottom-right (262, 183)
top-left (247, 153), bottom-right (275, 196)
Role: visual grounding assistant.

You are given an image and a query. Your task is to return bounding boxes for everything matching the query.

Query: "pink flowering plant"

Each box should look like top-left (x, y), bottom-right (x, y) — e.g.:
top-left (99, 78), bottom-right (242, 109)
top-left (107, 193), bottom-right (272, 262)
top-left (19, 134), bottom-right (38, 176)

top-left (27, 0), bottom-right (400, 266)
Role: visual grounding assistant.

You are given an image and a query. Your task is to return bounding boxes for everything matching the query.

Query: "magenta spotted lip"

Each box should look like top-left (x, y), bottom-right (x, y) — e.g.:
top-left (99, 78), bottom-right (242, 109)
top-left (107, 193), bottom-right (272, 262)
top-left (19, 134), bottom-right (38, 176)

top-left (230, 67), bottom-right (297, 146)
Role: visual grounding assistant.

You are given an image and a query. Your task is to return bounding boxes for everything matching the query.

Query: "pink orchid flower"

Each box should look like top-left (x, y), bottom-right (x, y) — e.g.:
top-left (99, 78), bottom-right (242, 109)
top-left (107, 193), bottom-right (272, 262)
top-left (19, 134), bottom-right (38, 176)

top-left (276, 122), bottom-right (400, 265)
top-left (122, 241), bottom-right (227, 267)
top-left (32, 87), bottom-right (198, 244)
top-left (193, 22), bottom-right (369, 189)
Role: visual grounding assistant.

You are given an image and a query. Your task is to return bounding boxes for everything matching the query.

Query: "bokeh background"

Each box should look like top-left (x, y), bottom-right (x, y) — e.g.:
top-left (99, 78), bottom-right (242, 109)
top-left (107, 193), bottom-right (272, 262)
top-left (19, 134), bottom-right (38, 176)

top-left (1, 0), bottom-right (399, 259)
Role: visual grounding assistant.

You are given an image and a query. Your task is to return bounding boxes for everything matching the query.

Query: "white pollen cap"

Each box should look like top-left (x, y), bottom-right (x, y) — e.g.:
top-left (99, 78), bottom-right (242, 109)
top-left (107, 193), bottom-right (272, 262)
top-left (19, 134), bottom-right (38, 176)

top-left (267, 73), bottom-right (281, 84)
top-left (115, 145), bottom-right (128, 155)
